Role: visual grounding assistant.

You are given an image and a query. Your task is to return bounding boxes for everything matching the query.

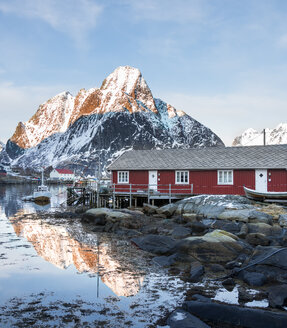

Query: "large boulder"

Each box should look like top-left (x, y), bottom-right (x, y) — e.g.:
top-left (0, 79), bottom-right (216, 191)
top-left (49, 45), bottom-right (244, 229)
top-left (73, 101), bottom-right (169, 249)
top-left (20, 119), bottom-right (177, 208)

top-left (172, 226), bottom-right (191, 239)
top-left (211, 219), bottom-right (243, 234)
top-left (238, 271), bottom-right (267, 287)
top-left (268, 284), bottom-right (287, 308)
top-left (248, 222), bottom-right (282, 236)
top-left (190, 261), bottom-right (205, 282)
top-left (156, 203), bottom-right (177, 217)
top-left (248, 210), bottom-right (273, 224)
top-left (183, 296), bottom-right (287, 328)
top-left (217, 209), bottom-right (251, 223)
top-left (142, 203), bottom-right (158, 215)
top-left (176, 195), bottom-right (253, 218)
top-left (83, 208), bottom-right (132, 221)
top-left (279, 214), bottom-right (287, 228)
top-left (171, 229), bottom-right (249, 264)
top-left (241, 246), bottom-right (287, 283)
top-left (246, 233), bottom-right (270, 246)
top-left (167, 309), bottom-right (210, 328)
top-left (131, 235), bottom-right (177, 255)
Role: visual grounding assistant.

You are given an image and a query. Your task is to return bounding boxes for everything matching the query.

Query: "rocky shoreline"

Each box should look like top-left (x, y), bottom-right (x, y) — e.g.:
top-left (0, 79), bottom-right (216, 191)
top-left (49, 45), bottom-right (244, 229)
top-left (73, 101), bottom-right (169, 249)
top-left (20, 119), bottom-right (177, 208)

top-left (81, 195), bottom-right (287, 328)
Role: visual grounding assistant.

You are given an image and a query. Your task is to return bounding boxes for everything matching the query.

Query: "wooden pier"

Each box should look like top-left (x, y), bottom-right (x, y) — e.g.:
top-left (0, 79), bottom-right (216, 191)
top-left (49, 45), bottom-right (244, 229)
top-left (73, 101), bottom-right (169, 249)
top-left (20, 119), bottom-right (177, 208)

top-left (67, 183), bottom-right (193, 208)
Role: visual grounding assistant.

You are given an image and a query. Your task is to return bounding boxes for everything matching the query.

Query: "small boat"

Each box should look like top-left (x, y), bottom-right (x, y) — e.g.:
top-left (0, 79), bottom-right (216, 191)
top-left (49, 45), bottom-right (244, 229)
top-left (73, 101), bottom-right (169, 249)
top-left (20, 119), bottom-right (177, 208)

top-left (244, 186), bottom-right (287, 202)
top-left (23, 169), bottom-right (51, 204)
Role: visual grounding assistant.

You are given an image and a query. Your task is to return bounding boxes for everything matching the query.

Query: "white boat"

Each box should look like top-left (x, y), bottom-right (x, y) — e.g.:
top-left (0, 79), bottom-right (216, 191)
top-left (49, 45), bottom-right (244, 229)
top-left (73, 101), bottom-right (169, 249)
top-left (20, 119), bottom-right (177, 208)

top-left (244, 186), bottom-right (287, 201)
top-left (23, 169), bottom-right (51, 203)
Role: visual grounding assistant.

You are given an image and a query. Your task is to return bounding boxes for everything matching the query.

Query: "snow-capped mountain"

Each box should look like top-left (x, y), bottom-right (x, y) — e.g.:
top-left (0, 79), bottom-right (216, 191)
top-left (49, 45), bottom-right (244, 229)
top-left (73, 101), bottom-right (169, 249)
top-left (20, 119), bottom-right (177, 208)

top-left (232, 123), bottom-right (287, 146)
top-left (3, 66), bottom-right (224, 173)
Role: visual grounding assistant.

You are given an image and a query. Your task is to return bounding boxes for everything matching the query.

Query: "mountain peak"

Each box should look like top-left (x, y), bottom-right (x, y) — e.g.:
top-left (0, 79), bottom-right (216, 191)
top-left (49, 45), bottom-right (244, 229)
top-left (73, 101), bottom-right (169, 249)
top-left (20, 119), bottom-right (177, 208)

top-left (101, 66), bottom-right (142, 94)
top-left (232, 123), bottom-right (287, 146)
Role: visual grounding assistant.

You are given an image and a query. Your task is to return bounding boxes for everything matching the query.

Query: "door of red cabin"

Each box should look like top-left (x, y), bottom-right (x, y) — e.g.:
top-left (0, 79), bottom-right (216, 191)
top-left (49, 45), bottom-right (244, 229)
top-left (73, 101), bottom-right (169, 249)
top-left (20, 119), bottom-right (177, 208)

top-left (149, 171), bottom-right (158, 191)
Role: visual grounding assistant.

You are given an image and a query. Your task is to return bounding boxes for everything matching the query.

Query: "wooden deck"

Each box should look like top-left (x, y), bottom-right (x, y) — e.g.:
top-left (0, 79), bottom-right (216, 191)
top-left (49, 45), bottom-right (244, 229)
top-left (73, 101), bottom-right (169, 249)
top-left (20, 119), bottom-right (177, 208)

top-left (67, 183), bottom-right (194, 208)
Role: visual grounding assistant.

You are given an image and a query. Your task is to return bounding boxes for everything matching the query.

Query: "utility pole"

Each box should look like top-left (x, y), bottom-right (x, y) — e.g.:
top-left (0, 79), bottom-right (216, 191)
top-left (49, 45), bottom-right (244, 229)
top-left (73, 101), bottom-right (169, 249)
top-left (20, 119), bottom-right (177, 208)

top-left (263, 128), bottom-right (266, 146)
top-left (96, 157), bottom-right (101, 208)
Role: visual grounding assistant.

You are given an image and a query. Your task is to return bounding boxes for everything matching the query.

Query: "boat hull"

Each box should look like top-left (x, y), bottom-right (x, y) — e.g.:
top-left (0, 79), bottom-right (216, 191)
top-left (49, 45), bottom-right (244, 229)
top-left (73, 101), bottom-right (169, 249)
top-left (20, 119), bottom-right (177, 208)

top-left (244, 186), bottom-right (287, 201)
top-left (33, 191), bottom-right (51, 204)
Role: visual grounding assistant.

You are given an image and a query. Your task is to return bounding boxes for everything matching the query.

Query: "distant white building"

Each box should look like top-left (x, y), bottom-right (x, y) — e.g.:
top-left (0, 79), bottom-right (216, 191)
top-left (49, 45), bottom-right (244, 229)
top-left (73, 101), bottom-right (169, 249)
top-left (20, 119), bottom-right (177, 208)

top-left (50, 168), bottom-right (75, 181)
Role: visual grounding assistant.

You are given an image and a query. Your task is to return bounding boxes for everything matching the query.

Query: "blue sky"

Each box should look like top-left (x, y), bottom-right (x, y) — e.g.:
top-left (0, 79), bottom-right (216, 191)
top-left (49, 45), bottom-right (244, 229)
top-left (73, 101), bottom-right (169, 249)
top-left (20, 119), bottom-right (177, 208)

top-left (0, 0), bottom-right (287, 145)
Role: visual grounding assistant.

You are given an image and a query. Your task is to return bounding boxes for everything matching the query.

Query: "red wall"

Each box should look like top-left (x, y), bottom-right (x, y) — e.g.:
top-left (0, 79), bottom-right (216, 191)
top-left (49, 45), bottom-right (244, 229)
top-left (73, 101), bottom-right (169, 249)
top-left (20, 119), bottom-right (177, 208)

top-left (112, 169), bottom-right (256, 195)
top-left (190, 170), bottom-right (254, 195)
top-left (268, 169), bottom-right (287, 192)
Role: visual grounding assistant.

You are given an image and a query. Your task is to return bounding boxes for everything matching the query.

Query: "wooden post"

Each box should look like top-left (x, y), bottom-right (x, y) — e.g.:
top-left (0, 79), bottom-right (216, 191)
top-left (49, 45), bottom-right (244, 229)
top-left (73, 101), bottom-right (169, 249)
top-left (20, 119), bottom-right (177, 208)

top-left (147, 184), bottom-right (150, 204)
top-left (96, 182), bottom-right (100, 208)
top-left (169, 184), bottom-right (171, 204)
top-left (129, 184), bottom-right (132, 208)
top-left (135, 197), bottom-right (137, 208)
top-left (113, 183), bottom-right (115, 209)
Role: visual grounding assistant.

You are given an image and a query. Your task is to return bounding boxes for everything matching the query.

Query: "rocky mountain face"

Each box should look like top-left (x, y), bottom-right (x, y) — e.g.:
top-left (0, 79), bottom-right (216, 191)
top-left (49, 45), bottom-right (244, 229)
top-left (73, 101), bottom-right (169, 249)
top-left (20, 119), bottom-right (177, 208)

top-left (2, 66), bottom-right (224, 173)
top-left (232, 123), bottom-right (287, 146)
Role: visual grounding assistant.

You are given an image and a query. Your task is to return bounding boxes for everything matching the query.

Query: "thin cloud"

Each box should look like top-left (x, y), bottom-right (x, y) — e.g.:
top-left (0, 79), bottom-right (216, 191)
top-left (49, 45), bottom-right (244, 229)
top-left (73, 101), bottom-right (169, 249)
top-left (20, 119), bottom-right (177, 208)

top-left (122, 0), bottom-right (208, 23)
top-left (0, 0), bottom-right (103, 46)
top-left (278, 34), bottom-right (287, 48)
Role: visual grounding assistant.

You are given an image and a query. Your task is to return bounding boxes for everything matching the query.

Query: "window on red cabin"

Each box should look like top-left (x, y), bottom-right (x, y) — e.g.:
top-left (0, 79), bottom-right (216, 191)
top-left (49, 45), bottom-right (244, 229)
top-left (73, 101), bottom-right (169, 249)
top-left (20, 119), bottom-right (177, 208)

top-left (175, 171), bottom-right (189, 184)
top-left (218, 170), bottom-right (233, 185)
top-left (118, 171), bottom-right (129, 184)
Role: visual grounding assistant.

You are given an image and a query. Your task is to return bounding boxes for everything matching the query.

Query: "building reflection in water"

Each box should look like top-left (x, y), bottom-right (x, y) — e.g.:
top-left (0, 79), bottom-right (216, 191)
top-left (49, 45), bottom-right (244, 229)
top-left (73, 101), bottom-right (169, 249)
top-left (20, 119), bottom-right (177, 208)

top-left (10, 212), bottom-right (145, 297)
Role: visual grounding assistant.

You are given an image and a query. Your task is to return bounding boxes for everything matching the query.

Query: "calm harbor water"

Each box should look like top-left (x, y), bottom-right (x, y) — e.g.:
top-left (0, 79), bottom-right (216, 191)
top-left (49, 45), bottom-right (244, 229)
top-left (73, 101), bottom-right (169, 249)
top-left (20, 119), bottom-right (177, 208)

top-left (0, 184), bottom-right (189, 327)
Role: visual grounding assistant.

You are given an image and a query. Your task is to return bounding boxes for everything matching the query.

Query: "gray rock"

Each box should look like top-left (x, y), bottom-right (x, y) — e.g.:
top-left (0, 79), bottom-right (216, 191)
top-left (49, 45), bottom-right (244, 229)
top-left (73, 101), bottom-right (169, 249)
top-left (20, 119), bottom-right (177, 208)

top-left (248, 223), bottom-right (282, 236)
top-left (268, 284), bottom-right (287, 308)
top-left (172, 226), bottom-right (191, 239)
top-left (131, 234), bottom-right (177, 255)
top-left (238, 287), bottom-right (254, 303)
top-left (142, 203), bottom-right (158, 215)
top-left (211, 219), bottom-right (243, 234)
top-left (239, 271), bottom-right (267, 287)
top-left (167, 309), bottom-right (210, 328)
top-left (190, 221), bottom-right (206, 233)
top-left (237, 223), bottom-right (248, 239)
top-left (217, 209), bottom-right (251, 223)
top-left (156, 203), bottom-right (177, 217)
top-left (209, 263), bottom-right (225, 273)
top-left (170, 229), bottom-right (248, 264)
top-left (190, 261), bottom-right (204, 282)
top-left (222, 278), bottom-right (235, 291)
top-left (246, 233), bottom-right (270, 246)
top-left (242, 246), bottom-right (287, 283)
top-left (183, 298), bottom-right (287, 328)
top-left (279, 214), bottom-right (287, 228)
top-left (152, 253), bottom-right (192, 267)
top-left (182, 213), bottom-right (198, 222)
top-left (248, 210), bottom-right (273, 225)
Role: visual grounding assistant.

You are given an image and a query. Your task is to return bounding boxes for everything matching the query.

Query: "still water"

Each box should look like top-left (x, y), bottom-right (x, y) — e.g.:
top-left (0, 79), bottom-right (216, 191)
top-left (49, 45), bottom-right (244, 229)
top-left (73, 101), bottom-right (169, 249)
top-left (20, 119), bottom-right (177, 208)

top-left (0, 184), bottom-right (188, 327)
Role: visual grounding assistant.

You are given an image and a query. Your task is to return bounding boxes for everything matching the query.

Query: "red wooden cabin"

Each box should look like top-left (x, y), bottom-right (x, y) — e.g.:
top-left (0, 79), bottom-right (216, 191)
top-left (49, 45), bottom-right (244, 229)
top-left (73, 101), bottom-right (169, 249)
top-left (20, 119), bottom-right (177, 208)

top-left (108, 145), bottom-right (287, 196)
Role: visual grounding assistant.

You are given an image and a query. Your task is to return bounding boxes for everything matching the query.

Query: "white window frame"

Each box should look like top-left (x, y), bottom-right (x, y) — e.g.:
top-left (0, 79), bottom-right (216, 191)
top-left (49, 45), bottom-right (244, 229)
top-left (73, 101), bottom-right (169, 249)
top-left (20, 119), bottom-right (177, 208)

top-left (118, 171), bottom-right (129, 184)
top-left (217, 170), bottom-right (233, 185)
top-left (175, 170), bottom-right (189, 184)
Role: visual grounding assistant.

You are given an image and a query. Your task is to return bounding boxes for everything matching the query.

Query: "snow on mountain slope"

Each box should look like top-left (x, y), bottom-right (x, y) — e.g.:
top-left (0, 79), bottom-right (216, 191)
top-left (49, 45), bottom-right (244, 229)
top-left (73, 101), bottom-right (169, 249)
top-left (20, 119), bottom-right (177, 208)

top-left (10, 66), bottom-right (158, 150)
top-left (11, 98), bottom-right (223, 173)
top-left (232, 123), bottom-right (287, 146)
top-left (5, 66), bottom-right (224, 172)
top-left (10, 92), bottom-right (75, 148)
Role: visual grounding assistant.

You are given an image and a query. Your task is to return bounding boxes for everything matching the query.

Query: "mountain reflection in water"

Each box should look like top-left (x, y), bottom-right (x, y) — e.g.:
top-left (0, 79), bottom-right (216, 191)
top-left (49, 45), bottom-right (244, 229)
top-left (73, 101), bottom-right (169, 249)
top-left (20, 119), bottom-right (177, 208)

top-left (10, 213), bottom-right (145, 297)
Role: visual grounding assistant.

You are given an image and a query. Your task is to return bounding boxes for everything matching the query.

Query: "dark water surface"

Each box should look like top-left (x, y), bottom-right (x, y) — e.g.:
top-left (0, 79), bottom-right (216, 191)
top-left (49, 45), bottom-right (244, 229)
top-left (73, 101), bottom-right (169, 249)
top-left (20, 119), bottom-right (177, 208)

top-left (0, 184), bottom-right (188, 327)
